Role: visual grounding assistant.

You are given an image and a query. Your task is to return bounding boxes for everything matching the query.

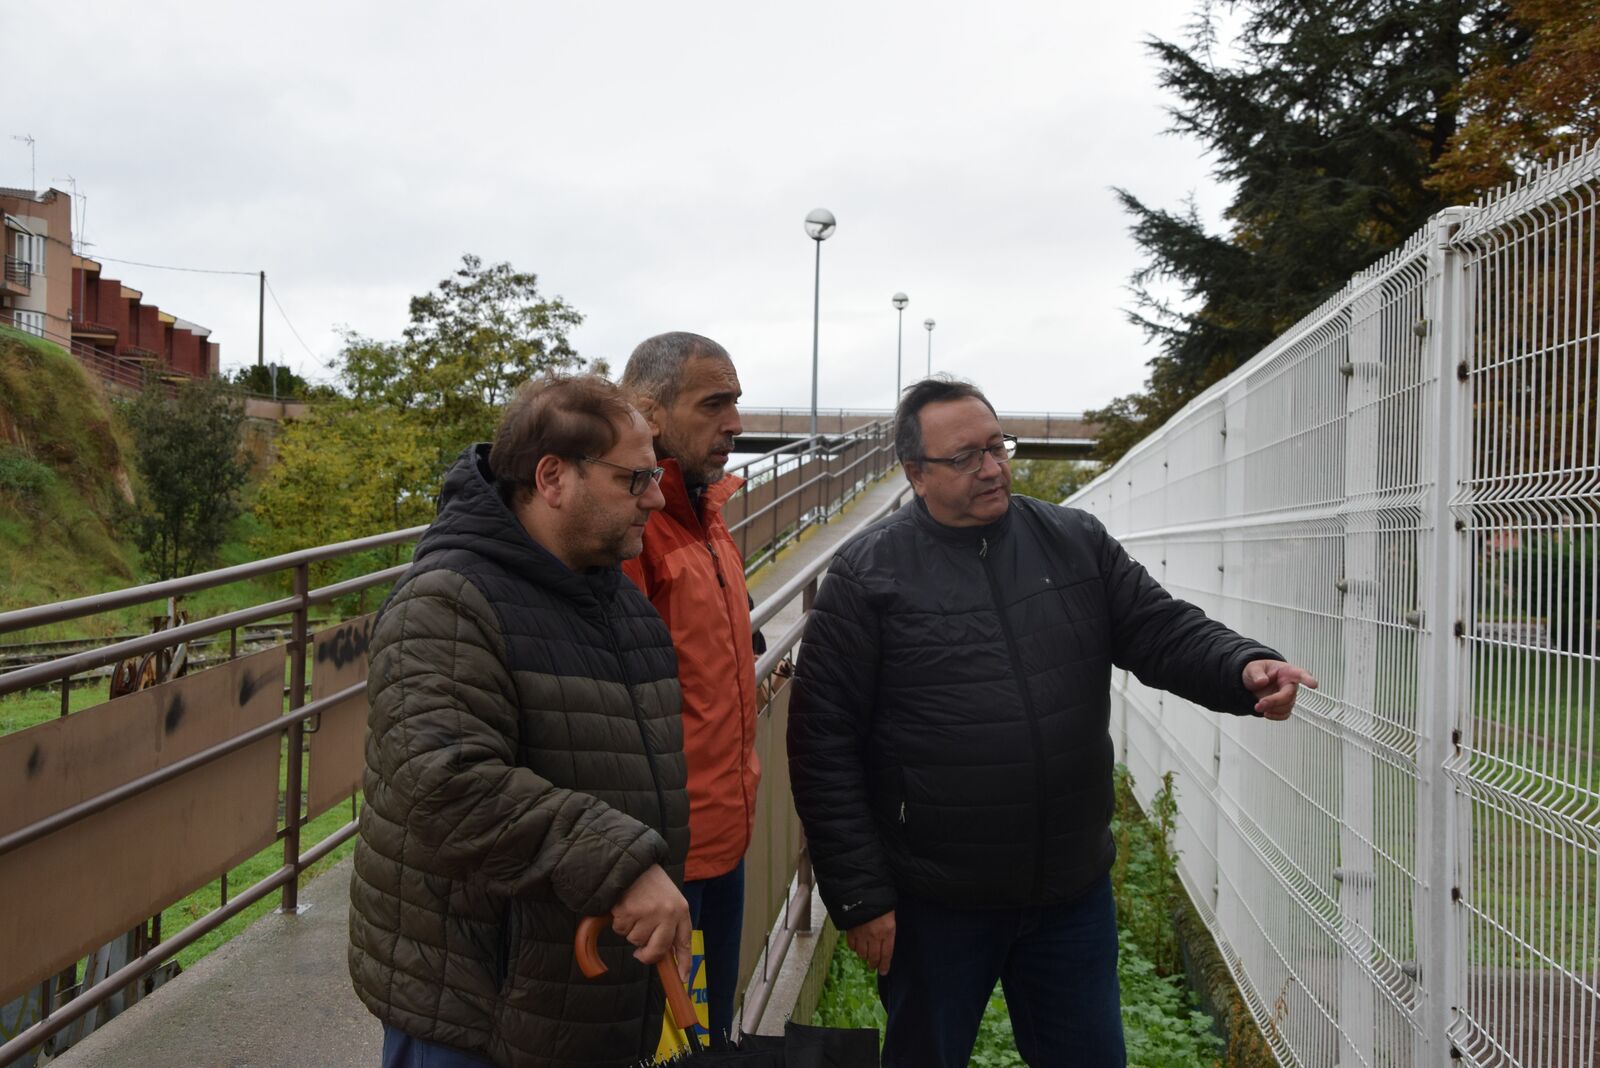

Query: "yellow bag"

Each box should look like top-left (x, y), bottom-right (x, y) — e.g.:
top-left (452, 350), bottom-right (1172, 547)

top-left (654, 929), bottom-right (708, 1060)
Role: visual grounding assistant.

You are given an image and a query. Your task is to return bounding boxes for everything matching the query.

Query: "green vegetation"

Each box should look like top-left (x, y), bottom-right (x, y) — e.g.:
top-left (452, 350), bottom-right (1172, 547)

top-left (164, 800), bottom-right (358, 970)
top-left (253, 255), bottom-right (588, 576)
top-left (1009, 459), bottom-right (1100, 505)
top-left (814, 767), bottom-right (1225, 1066)
top-left (120, 376), bottom-right (251, 580)
top-left (1092, 0), bottom-right (1600, 465)
top-left (0, 326), bottom-right (141, 610)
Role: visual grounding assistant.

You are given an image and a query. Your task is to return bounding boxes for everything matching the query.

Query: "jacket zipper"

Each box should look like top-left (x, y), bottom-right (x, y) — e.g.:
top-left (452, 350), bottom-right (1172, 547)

top-left (979, 536), bottom-right (1050, 900)
top-left (704, 539), bottom-right (727, 588)
top-left (603, 606), bottom-right (670, 838)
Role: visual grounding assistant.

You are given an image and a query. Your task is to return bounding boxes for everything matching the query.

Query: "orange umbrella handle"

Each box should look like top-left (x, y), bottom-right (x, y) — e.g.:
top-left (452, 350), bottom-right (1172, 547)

top-left (574, 913), bottom-right (699, 1040)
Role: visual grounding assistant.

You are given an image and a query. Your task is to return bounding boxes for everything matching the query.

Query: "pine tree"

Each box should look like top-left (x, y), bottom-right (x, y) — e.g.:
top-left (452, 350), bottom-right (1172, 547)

top-left (1093, 0), bottom-right (1522, 463)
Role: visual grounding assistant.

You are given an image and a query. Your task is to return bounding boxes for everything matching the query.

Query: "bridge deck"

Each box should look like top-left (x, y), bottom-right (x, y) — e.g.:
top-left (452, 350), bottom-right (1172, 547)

top-left (43, 471), bottom-right (913, 1068)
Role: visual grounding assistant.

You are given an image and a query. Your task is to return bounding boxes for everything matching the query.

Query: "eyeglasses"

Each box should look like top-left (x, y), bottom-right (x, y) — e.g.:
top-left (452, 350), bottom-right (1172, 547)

top-left (917, 435), bottom-right (1017, 475)
top-left (582, 456), bottom-right (666, 496)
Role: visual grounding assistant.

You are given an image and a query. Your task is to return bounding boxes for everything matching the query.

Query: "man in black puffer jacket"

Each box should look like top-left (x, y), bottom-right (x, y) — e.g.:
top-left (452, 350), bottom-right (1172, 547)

top-left (788, 377), bottom-right (1317, 1068)
top-left (350, 375), bottom-right (692, 1068)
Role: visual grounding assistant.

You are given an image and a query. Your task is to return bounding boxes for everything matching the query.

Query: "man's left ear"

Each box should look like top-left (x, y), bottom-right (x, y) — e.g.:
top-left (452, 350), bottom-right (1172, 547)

top-left (631, 395), bottom-right (664, 439)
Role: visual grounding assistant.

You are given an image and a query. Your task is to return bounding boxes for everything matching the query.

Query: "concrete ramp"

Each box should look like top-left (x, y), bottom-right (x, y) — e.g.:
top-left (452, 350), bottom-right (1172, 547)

top-left (49, 858), bottom-right (378, 1068)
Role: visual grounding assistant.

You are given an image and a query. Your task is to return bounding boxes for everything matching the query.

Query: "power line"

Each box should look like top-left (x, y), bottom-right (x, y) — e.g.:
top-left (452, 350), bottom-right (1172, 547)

top-left (264, 277), bottom-right (322, 364)
top-left (91, 253), bottom-right (257, 277)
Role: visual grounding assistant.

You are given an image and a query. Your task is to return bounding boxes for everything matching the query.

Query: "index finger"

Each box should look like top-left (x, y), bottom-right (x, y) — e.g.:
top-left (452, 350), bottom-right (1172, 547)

top-left (1273, 664), bottom-right (1319, 688)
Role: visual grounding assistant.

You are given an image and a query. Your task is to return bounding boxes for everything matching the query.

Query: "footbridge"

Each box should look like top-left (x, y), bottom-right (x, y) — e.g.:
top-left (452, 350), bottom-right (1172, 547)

top-left (737, 407), bottom-right (1097, 458)
top-left (0, 425), bottom-right (913, 1066)
top-left (7, 144), bottom-right (1600, 1068)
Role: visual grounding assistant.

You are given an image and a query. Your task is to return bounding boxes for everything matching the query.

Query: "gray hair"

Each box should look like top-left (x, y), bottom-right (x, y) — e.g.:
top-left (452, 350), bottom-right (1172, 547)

top-left (895, 375), bottom-right (998, 464)
top-left (621, 332), bottom-right (731, 407)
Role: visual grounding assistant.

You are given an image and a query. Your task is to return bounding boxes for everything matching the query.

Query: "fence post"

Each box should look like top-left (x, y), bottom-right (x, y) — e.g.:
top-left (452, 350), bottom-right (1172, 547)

top-left (282, 563), bottom-right (309, 913)
top-left (1413, 207), bottom-right (1470, 1064)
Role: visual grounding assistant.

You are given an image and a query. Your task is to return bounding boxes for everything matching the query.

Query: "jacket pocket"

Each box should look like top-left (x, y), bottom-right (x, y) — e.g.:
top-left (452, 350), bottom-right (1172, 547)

top-left (495, 902), bottom-right (519, 995)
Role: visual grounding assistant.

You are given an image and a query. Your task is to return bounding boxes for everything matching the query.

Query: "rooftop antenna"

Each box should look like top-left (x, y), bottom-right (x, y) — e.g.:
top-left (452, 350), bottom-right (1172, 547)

top-left (52, 175), bottom-right (84, 252)
top-left (10, 134), bottom-right (35, 190)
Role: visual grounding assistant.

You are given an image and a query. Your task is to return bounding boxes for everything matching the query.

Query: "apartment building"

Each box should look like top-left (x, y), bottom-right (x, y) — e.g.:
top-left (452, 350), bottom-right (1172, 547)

top-left (0, 185), bottom-right (220, 382)
top-left (1, 186), bottom-right (72, 339)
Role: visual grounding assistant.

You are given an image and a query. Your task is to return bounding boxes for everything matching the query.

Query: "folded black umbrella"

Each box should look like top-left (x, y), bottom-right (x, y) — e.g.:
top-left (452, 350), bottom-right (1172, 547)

top-left (576, 915), bottom-right (878, 1065)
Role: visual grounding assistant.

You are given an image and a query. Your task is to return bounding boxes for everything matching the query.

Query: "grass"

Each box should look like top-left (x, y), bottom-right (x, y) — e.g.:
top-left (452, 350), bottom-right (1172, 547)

top-left (162, 795), bottom-right (360, 970)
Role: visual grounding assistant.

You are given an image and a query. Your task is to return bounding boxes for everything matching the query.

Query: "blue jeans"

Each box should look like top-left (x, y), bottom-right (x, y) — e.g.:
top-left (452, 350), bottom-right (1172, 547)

top-left (682, 858), bottom-right (745, 1047)
top-left (877, 875), bottom-right (1126, 1068)
top-left (381, 1025), bottom-right (494, 1068)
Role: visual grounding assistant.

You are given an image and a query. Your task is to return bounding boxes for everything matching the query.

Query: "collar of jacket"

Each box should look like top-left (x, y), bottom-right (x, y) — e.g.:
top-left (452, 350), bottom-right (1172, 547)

top-left (909, 493), bottom-right (1015, 548)
top-left (413, 443), bottom-right (623, 615)
top-left (656, 457), bottom-right (746, 534)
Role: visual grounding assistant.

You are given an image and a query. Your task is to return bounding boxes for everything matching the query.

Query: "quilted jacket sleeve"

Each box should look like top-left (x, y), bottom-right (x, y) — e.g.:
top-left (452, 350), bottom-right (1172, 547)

top-left (787, 551), bottom-right (897, 928)
top-left (367, 569), bottom-right (669, 916)
top-left (1087, 512), bottom-right (1282, 717)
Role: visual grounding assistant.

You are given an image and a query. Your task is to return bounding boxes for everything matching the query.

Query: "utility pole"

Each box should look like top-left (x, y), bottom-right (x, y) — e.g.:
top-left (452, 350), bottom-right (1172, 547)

top-left (257, 271), bottom-right (265, 368)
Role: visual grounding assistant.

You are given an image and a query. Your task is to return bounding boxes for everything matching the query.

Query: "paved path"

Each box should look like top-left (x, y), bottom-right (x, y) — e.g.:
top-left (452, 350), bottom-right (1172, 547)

top-left (747, 471), bottom-right (909, 641)
top-left (42, 471), bottom-right (909, 1068)
top-left (51, 857), bottom-right (378, 1068)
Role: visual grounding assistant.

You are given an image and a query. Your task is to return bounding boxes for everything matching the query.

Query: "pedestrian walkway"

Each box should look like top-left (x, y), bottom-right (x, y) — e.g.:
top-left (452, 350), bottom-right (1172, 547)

top-left (51, 856), bottom-right (377, 1068)
top-left (41, 469), bottom-right (908, 1068)
top-left (747, 470), bottom-right (909, 640)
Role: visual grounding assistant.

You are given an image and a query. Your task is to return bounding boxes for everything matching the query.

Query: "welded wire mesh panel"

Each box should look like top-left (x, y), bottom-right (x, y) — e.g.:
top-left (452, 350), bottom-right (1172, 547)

top-left (1451, 148), bottom-right (1600, 1068)
top-left (1075, 144), bottom-right (1600, 1066)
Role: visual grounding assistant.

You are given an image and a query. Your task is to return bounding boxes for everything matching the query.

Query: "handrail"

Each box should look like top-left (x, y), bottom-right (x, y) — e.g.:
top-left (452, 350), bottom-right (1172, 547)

top-left (0, 418), bottom-right (906, 1065)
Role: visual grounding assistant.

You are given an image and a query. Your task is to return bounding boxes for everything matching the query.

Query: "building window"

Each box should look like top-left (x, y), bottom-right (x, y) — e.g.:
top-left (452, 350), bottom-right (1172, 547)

top-left (13, 232), bottom-right (44, 273)
top-left (14, 310), bottom-right (44, 337)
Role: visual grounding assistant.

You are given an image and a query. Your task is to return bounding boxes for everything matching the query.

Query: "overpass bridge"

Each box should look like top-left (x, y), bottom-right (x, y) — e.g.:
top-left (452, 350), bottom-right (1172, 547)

top-left (737, 407), bottom-right (1098, 458)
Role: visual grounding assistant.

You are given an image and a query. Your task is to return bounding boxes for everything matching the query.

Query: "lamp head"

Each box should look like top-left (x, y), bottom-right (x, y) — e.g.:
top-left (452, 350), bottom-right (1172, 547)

top-left (803, 208), bottom-right (837, 241)
top-left (892, 292), bottom-right (909, 310)
top-left (923, 318), bottom-right (936, 331)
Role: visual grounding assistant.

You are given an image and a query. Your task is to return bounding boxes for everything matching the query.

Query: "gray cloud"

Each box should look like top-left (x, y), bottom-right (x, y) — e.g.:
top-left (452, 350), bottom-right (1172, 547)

top-left (10, 0), bottom-right (1234, 414)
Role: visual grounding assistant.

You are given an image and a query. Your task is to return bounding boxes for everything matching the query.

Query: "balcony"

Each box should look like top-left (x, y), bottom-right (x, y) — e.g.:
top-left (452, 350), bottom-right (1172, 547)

top-left (70, 316), bottom-right (119, 342)
top-left (2, 255), bottom-right (30, 295)
top-left (119, 345), bottom-right (162, 362)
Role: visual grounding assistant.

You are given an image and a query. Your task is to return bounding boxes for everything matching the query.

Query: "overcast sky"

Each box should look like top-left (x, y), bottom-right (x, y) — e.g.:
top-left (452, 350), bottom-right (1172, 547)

top-left (10, 0), bottom-right (1234, 414)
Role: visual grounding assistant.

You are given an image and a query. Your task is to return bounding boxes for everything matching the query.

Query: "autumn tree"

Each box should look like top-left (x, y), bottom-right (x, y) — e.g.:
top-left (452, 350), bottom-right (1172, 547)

top-left (1429, 0), bottom-right (1600, 201)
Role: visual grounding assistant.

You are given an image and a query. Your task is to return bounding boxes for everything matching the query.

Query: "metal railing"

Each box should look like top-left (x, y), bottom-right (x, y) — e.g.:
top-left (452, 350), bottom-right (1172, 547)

top-left (1068, 144), bottom-right (1600, 1067)
top-left (0, 421), bottom-right (902, 1065)
top-left (724, 418), bottom-right (898, 575)
top-left (3, 257), bottom-right (30, 288)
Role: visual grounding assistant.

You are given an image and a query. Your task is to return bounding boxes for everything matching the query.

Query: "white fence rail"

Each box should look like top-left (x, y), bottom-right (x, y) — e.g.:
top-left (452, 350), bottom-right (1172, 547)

top-left (1069, 146), bottom-right (1600, 1067)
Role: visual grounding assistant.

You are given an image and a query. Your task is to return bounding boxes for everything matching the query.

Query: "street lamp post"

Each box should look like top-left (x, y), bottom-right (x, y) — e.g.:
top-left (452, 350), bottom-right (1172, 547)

top-left (804, 209), bottom-right (837, 437)
top-left (923, 318), bottom-right (936, 376)
top-left (892, 292), bottom-right (909, 409)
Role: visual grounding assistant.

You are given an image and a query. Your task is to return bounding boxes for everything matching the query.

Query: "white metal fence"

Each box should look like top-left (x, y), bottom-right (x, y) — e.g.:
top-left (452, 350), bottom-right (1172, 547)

top-left (1069, 145), bottom-right (1600, 1067)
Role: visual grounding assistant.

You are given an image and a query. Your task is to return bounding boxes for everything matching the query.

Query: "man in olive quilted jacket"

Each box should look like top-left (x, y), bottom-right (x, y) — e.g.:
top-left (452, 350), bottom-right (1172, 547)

top-left (349, 374), bottom-right (693, 1068)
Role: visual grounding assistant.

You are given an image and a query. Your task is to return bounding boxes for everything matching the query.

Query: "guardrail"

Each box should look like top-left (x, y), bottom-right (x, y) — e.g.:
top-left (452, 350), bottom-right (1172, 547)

top-left (3, 257), bottom-right (30, 289)
top-left (1068, 143), bottom-right (1600, 1067)
top-left (0, 420), bottom-right (902, 1065)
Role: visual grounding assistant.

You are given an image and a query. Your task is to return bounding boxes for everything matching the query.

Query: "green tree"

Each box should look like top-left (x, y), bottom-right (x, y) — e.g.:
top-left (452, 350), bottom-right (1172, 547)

top-left (338, 254), bottom-right (583, 459)
top-left (230, 362), bottom-right (311, 399)
top-left (1009, 459), bottom-right (1101, 504)
top-left (122, 376), bottom-right (249, 579)
top-left (253, 255), bottom-right (584, 560)
top-left (1095, 0), bottom-right (1520, 464)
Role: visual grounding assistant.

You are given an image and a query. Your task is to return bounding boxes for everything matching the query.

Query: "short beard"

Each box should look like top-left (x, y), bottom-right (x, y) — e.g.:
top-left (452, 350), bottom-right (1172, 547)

top-left (658, 429), bottom-right (727, 487)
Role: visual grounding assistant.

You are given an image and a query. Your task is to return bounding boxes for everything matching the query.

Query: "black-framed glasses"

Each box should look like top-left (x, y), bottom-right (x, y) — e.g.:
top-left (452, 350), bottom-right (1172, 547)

top-left (582, 457), bottom-right (665, 496)
top-left (917, 435), bottom-right (1017, 475)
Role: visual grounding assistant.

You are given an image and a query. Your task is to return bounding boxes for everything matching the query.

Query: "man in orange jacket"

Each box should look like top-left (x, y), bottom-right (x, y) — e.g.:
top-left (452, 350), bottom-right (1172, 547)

top-left (620, 332), bottom-right (760, 1046)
